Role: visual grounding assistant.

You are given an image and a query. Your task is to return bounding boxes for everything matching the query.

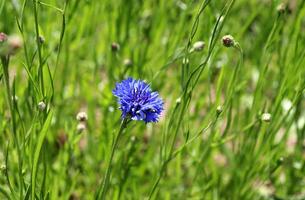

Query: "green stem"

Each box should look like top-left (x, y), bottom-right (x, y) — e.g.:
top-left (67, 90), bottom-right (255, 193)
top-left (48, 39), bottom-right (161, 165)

top-left (33, 0), bottom-right (44, 96)
top-left (96, 118), bottom-right (129, 200)
top-left (1, 56), bottom-right (23, 199)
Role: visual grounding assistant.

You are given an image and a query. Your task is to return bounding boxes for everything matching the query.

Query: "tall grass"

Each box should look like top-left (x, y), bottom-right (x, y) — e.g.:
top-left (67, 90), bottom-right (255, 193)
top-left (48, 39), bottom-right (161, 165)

top-left (0, 0), bottom-right (304, 199)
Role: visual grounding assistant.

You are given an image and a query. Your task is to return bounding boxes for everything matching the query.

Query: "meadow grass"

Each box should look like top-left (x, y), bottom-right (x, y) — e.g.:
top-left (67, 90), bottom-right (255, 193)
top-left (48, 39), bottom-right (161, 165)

top-left (0, 0), bottom-right (305, 199)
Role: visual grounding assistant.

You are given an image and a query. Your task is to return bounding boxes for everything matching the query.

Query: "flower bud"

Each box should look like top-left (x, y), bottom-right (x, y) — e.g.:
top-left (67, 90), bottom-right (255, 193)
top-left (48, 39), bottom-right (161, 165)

top-left (38, 101), bottom-right (46, 111)
top-left (261, 113), bottom-right (272, 122)
top-left (8, 35), bottom-right (22, 55)
top-left (111, 42), bottom-right (120, 52)
top-left (76, 111), bottom-right (88, 122)
top-left (216, 105), bottom-right (223, 115)
top-left (222, 35), bottom-right (235, 48)
top-left (192, 41), bottom-right (205, 52)
top-left (277, 3), bottom-right (286, 14)
top-left (123, 58), bottom-right (133, 67)
top-left (0, 32), bottom-right (7, 42)
top-left (77, 123), bottom-right (86, 133)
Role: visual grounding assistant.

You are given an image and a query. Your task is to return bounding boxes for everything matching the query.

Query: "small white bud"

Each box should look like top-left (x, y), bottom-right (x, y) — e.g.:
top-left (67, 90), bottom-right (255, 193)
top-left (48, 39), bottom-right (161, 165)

top-left (261, 113), bottom-right (272, 122)
top-left (76, 111), bottom-right (88, 122)
top-left (277, 3), bottom-right (286, 13)
top-left (176, 97), bottom-right (181, 104)
top-left (216, 105), bottom-right (223, 115)
top-left (123, 59), bottom-right (133, 67)
top-left (192, 41), bottom-right (205, 52)
top-left (38, 101), bottom-right (46, 111)
top-left (77, 123), bottom-right (86, 133)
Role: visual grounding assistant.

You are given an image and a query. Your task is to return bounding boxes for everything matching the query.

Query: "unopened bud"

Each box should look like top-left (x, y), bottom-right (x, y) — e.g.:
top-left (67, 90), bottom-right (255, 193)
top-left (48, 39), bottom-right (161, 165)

top-left (176, 97), bottom-right (181, 104)
top-left (123, 59), bottom-right (133, 67)
top-left (8, 35), bottom-right (22, 54)
top-left (216, 105), bottom-right (223, 115)
top-left (77, 123), bottom-right (86, 133)
top-left (0, 32), bottom-right (7, 42)
top-left (76, 111), bottom-right (88, 122)
top-left (222, 35), bottom-right (235, 48)
top-left (277, 3), bottom-right (286, 14)
top-left (111, 42), bottom-right (120, 52)
top-left (261, 113), bottom-right (272, 122)
top-left (192, 41), bottom-right (205, 52)
top-left (38, 101), bottom-right (46, 111)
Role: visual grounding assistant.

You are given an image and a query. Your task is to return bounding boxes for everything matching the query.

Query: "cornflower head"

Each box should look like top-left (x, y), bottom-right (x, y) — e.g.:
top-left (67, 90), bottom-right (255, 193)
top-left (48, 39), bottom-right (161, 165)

top-left (112, 77), bottom-right (163, 123)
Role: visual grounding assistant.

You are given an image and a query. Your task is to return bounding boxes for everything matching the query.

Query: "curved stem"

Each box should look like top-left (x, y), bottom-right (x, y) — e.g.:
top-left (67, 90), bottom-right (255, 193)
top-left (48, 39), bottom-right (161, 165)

top-left (96, 118), bottom-right (129, 200)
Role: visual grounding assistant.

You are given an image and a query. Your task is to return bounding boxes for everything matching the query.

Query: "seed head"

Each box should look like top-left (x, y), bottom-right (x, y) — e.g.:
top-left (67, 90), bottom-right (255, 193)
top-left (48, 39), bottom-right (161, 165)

top-left (38, 101), bottom-right (46, 111)
top-left (76, 111), bottom-right (88, 122)
top-left (222, 35), bottom-right (235, 48)
top-left (261, 113), bottom-right (272, 122)
top-left (192, 41), bottom-right (205, 52)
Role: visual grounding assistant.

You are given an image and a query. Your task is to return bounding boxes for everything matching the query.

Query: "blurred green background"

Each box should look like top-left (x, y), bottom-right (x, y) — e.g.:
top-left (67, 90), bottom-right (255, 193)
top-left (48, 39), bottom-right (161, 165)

top-left (0, 0), bottom-right (305, 199)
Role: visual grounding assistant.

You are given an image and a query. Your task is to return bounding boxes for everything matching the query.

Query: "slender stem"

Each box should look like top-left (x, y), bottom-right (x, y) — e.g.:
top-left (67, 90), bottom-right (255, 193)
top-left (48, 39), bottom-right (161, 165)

top-left (96, 118), bottom-right (128, 200)
top-left (1, 56), bottom-right (24, 199)
top-left (33, 0), bottom-right (44, 96)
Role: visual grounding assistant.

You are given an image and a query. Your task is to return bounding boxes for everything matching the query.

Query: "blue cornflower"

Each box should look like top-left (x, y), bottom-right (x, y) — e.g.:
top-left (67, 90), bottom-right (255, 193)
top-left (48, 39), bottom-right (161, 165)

top-left (113, 77), bottom-right (164, 123)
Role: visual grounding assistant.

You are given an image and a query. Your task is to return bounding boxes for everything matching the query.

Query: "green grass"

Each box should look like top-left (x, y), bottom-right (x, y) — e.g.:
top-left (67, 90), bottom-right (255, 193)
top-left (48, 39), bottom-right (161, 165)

top-left (1, 0), bottom-right (305, 199)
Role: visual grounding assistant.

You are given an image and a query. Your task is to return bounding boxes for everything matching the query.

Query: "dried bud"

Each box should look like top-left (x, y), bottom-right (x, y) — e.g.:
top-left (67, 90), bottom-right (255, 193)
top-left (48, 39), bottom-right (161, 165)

top-left (0, 32), bottom-right (7, 42)
top-left (111, 42), bottom-right (120, 52)
top-left (192, 41), bottom-right (205, 52)
top-left (38, 101), bottom-right (46, 111)
top-left (261, 113), bottom-right (272, 122)
top-left (123, 58), bottom-right (133, 67)
top-left (222, 35), bottom-right (235, 48)
top-left (57, 132), bottom-right (68, 147)
top-left (76, 111), bottom-right (88, 122)
top-left (77, 123), bottom-right (86, 133)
